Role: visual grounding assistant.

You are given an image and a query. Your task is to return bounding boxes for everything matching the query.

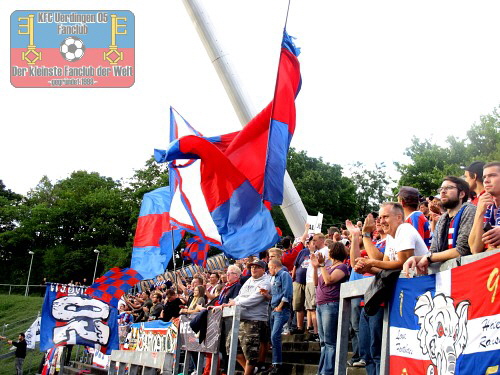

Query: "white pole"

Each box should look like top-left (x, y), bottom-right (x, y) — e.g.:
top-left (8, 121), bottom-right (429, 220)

top-left (25, 251), bottom-right (34, 297)
top-left (92, 249), bottom-right (100, 283)
top-left (182, 0), bottom-right (308, 237)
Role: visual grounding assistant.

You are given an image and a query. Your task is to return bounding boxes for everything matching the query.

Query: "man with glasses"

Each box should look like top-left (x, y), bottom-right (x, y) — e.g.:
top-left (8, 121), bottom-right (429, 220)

top-left (403, 176), bottom-right (476, 275)
top-left (469, 162), bottom-right (500, 252)
top-left (224, 260), bottom-right (271, 375)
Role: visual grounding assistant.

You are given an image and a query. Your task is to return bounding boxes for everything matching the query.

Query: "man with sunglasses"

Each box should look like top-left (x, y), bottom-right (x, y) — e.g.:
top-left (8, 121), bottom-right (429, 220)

top-left (403, 176), bottom-right (476, 275)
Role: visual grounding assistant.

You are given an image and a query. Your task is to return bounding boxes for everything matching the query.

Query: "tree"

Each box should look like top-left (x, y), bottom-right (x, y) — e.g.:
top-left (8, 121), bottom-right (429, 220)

top-left (277, 148), bottom-right (358, 233)
top-left (0, 171), bottom-right (136, 284)
top-left (350, 162), bottom-right (393, 219)
top-left (0, 180), bottom-right (22, 234)
top-left (396, 105), bottom-right (500, 196)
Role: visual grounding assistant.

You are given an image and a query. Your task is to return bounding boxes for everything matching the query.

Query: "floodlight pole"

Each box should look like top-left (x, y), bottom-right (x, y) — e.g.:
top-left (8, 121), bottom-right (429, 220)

top-left (25, 251), bottom-right (34, 297)
top-left (92, 249), bottom-right (100, 283)
top-left (182, 0), bottom-right (308, 237)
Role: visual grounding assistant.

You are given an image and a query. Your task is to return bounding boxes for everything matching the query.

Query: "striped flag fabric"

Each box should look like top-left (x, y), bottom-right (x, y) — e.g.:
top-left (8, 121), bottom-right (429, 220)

top-left (85, 267), bottom-right (143, 308)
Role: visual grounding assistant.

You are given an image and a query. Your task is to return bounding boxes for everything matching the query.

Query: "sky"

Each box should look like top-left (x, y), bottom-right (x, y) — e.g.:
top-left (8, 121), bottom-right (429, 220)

top-left (2, 0), bottom-right (500, 195)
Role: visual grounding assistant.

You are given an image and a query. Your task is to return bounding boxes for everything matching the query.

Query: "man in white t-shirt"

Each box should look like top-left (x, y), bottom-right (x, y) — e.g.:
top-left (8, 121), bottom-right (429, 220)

top-left (355, 202), bottom-right (428, 274)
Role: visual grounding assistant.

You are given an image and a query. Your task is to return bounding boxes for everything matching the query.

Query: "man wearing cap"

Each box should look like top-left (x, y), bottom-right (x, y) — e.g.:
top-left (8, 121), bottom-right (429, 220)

top-left (403, 176), bottom-right (476, 275)
top-left (463, 161), bottom-right (485, 205)
top-left (224, 260), bottom-right (271, 375)
top-left (397, 186), bottom-right (431, 248)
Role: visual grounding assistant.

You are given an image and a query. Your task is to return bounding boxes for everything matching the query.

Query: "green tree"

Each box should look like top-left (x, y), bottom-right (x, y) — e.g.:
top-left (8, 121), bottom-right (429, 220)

top-left (277, 148), bottom-right (358, 233)
top-left (0, 171), bottom-right (136, 284)
top-left (350, 162), bottom-right (393, 219)
top-left (396, 105), bottom-right (500, 196)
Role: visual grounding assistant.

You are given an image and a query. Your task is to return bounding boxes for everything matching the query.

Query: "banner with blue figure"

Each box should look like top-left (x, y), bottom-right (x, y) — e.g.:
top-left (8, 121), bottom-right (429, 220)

top-left (40, 283), bottom-right (119, 354)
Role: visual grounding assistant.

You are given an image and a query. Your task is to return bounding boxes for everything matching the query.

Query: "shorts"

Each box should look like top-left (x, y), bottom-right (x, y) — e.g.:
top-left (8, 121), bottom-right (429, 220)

top-left (305, 282), bottom-right (316, 310)
top-left (235, 320), bottom-right (269, 365)
top-left (292, 282), bottom-right (306, 311)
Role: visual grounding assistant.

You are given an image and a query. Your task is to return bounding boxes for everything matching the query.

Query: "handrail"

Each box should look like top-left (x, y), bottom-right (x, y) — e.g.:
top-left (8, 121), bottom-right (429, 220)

top-left (334, 249), bottom-right (500, 375)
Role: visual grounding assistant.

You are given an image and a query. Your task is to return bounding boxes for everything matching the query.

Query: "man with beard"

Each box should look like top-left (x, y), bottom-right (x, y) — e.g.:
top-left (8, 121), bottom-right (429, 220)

top-left (403, 176), bottom-right (476, 275)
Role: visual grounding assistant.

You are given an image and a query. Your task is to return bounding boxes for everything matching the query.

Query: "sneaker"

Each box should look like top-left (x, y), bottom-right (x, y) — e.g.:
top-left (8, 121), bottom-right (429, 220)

top-left (353, 359), bottom-right (366, 367)
top-left (290, 327), bottom-right (304, 334)
top-left (307, 333), bottom-right (319, 342)
top-left (346, 359), bottom-right (354, 367)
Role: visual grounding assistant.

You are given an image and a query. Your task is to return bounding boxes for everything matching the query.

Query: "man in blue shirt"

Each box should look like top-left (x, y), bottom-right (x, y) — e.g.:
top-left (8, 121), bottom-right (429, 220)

top-left (262, 259), bottom-right (293, 374)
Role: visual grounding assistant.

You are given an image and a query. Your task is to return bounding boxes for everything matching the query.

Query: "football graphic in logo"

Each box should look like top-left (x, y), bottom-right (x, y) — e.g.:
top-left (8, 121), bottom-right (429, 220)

top-left (60, 36), bottom-right (86, 62)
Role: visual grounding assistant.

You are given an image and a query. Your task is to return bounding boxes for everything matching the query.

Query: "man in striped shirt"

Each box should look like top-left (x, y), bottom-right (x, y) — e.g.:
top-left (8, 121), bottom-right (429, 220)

top-left (397, 186), bottom-right (431, 248)
top-left (403, 176), bottom-right (476, 275)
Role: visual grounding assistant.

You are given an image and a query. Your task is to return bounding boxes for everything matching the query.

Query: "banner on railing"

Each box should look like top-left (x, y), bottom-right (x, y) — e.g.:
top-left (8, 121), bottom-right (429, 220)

top-left (179, 309), bottom-right (222, 354)
top-left (389, 253), bottom-right (500, 375)
top-left (123, 320), bottom-right (178, 352)
top-left (40, 283), bottom-right (119, 354)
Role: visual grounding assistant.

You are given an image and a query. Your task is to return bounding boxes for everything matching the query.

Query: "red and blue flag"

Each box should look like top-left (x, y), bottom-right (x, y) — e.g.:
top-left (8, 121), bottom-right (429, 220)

top-left (85, 267), bottom-right (143, 308)
top-left (389, 253), bottom-right (500, 375)
top-left (156, 30), bottom-right (301, 259)
top-left (131, 187), bottom-right (185, 279)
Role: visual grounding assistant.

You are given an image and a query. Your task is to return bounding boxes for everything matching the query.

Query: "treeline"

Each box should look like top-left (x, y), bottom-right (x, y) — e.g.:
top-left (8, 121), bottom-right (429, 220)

top-left (1, 106), bottom-right (498, 284)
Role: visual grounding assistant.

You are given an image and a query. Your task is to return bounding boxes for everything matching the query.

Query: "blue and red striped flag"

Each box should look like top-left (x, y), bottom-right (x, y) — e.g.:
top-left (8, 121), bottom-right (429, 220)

top-left (155, 30), bottom-right (301, 259)
top-left (131, 187), bottom-right (185, 279)
top-left (85, 267), bottom-right (143, 308)
top-left (182, 237), bottom-right (210, 267)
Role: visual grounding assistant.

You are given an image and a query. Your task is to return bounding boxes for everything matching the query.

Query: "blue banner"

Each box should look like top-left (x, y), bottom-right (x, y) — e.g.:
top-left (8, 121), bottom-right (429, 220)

top-left (40, 283), bottom-right (119, 354)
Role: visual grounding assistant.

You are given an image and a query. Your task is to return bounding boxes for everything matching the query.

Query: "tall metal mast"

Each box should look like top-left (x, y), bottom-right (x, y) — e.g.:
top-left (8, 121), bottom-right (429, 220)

top-left (183, 0), bottom-right (308, 237)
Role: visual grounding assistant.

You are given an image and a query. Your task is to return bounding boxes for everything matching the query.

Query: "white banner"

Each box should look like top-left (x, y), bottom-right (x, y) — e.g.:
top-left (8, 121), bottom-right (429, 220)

top-left (24, 316), bottom-right (41, 349)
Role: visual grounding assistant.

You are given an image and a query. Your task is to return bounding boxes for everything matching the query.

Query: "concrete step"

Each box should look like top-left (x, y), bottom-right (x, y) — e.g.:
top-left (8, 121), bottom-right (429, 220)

top-left (65, 361), bottom-right (108, 375)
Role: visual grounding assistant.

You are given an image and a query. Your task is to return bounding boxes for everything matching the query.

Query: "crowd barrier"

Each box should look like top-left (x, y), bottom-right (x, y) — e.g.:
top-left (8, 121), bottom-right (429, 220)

top-left (334, 249), bottom-right (500, 375)
top-left (108, 305), bottom-right (241, 375)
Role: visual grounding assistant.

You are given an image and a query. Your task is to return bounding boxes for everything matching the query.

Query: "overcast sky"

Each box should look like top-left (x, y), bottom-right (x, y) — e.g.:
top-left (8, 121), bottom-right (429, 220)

top-left (2, 0), bottom-right (500, 195)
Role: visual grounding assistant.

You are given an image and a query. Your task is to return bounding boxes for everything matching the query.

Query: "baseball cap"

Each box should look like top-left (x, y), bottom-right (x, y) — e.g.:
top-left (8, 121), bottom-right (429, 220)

top-left (397, 186), bottom-right (421, 206)
top-left (464, 161), bottom-right (485, 180)
top-left (247, 260), bottom-right (266, 269)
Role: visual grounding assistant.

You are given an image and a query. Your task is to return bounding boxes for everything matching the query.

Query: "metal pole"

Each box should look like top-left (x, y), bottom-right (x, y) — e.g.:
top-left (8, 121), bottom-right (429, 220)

top-left (182, 0), bottom-right (308, 237)
top-left (92, 250), bottom-right (100, 283)
top-left (171, 230), bottom-right (178, 290)
top-left (25, 251), bottom-right (34, 297)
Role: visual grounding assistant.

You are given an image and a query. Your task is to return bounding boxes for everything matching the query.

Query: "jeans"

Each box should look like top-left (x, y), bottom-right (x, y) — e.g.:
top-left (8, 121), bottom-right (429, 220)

top-left (350, 297), bottom-right (362, 362)
top-left (15, 357), bottom-right (24, 375)
top-left (316, 301), bottom-right (339, 375)
top-left (270, 307), bottom-right (290, 364)
top-left (359, 307), bottom-right (384, 375)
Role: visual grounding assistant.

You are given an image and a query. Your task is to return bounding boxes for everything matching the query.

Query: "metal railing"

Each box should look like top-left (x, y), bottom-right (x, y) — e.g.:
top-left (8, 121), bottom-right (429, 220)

top-left (334, 249), bottom-right (500, 375)
top-left (0, 284), bottom-right (46, 297)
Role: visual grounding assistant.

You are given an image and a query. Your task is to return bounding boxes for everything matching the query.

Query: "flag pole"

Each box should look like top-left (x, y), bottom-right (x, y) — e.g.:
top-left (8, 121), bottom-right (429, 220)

top-left (171, 228), bottom-right (178, 291)
top-left (182, 0), bottom-right (308, 237)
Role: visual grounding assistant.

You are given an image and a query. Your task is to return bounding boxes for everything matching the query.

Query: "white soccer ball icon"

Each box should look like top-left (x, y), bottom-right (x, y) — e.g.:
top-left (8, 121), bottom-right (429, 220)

top-left (60, 37), bottom-right (86, 62)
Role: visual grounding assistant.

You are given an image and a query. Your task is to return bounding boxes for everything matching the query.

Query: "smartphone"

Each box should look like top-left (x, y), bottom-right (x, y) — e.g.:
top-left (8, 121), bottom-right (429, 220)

top-left (484, 222), bottom-right (493, 233)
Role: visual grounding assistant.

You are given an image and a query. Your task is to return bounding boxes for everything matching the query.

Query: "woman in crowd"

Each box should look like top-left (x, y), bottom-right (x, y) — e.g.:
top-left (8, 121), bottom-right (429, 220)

top-left (180, 285), bottom-right (206, 314)
top-left (311, 242), bottom-right (349, 375)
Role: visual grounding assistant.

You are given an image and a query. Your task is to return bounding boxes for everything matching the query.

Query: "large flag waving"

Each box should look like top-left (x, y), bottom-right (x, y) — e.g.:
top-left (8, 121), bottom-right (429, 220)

top-left (156, 30), bottom-right (301, 259)
top-left (131, 187), bottom-right (184, 279)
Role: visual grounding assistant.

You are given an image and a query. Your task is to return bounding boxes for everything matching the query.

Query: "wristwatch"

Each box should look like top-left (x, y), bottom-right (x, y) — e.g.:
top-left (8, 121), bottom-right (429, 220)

top-left (318, 263), bottom-right (325, 267)
top-left (426, 253), bottom-right (433, 264)
top-left (362, 232), bottom-right (371, 238)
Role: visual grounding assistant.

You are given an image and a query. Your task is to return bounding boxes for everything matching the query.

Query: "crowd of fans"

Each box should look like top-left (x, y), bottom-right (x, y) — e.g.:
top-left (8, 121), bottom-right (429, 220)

top-left (116, 161), bottom-right (500, 375)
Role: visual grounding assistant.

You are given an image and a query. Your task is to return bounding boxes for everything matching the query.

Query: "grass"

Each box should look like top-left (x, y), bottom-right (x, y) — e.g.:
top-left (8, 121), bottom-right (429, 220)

top-left (0, 294), bottom-right (44, 375)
